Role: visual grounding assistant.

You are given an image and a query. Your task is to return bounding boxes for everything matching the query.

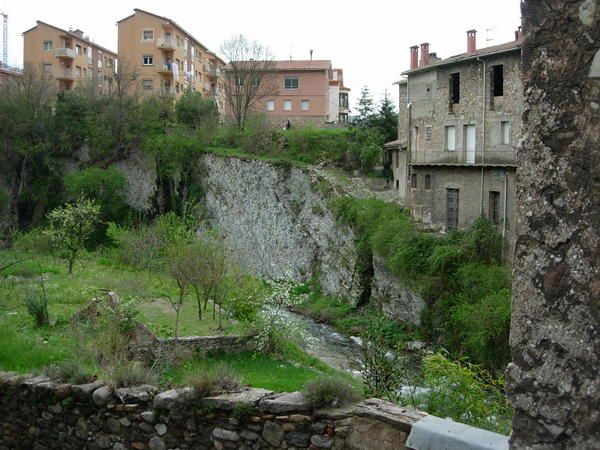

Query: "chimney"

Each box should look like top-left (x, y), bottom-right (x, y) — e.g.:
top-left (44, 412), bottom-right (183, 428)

top-left (410, 45), bottom-right (419, 70)
top-left (467, 30), bottom-right (477, 54)
top-left (515, 26), bottom-right (523, 41)
top-left (420, 43), bottom-right (430, 66)
top-left (310, 49), bottom-right (313, 60)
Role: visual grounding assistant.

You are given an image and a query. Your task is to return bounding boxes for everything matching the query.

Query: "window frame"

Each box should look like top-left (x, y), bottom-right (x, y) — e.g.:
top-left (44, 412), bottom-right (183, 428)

top-left (43, 40), bottom-right (53, 51)
top-left (411, 173), bottom-right (418, 189)
top-left (283, 100), bottom-right (292, 111)
top-left (142, 54), bottom-right (154, 66)
top-left (266, 100), bottom-right (275, 111)
top-left (501, 121), bottom-right (511, 145)
top-left (425, 175), bottom-right (431, 190)
top-left (142, 29), bottom-right (154, 42)
top-left (449, 72), bottom-right (460, 105)
top-left (142, 79), bottom-right (153, 90)
top-left (284, 77), bottom-right (299, 89)
top-left (445, 125), bottom-right (456, 151)
top-left (492, 65), bottom-right (504, 97)
top-left (301, 99), bottom-right (310, 111)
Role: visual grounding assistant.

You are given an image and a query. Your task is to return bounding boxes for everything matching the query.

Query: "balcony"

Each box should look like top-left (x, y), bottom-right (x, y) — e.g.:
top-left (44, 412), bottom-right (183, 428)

top-left (157, 63), bottom-right (175, 76)
top-left (204, 64), bottom-right (217, 77)
top-left (157, 36), bottom-right (177, 50)
top-left (56, 69), bottom-right (75, 80)
top-left (55, 48), bottom-right (76, 59)
top-left (158, 87), bottom-right (176, 96)
top-left (410, 148), bottom-right (517, 167)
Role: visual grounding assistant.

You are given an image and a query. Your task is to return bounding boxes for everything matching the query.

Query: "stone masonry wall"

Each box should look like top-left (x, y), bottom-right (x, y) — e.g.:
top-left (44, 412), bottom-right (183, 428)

top-left (507, 1), bottom-right (600, 449)
top-left (0, 371), bottom-right (424, 450)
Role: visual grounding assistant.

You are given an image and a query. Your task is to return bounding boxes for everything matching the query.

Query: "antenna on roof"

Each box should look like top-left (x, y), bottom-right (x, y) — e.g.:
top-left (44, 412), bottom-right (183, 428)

top-left (310, 49), bottom-right (313, 61)
top-left (485, 27), bottom-right (496, 43)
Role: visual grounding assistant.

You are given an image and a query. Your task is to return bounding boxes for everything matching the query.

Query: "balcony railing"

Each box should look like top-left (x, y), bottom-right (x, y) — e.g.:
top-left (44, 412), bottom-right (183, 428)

top-left (158, 87), bottom-right (176, 96)
top-left (56, 69), bottom-right (75, 80)
top-left (157, 36), bottom-right (177, 50)
top-left (158, 63), bottom-right (175, 75)
top-left (55, 48), bottom-right (76, 59)
top-left (410, 148), bottom-right (517, 166)
top-left (204, 64), bottom-right (217, 77)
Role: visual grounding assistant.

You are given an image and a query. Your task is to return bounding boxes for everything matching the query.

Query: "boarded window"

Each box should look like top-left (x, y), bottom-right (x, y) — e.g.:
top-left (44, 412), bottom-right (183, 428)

top-left (450, 73), bottom-right (460, 105)
top-left (411, 174), bottom-right (418, 189)
top-left (492, 65), bottom-right (504, 97)
top-left (501, 121), bottom-right (511, 144)
top-left (489, 191), bottom-right (501, 224)
top-left (446, 188), bottom-right (459, 230)
top-left (445, 126), bottom-right (456, 151)
top-left (425, 126), bottom-right (432, 142)
top-left (142, 79), bottom-right (153, 90)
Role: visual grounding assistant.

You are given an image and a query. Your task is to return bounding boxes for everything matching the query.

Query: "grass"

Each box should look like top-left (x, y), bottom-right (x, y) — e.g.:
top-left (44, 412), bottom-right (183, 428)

top-left (163, 350), bottom-right (359, 393)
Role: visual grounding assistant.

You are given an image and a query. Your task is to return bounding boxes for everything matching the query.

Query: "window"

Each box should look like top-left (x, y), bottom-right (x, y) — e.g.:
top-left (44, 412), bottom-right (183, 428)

top-left (413, 127), bottom-right (419, 151)
top-left (501, 121), bottom-right (511, 145)
top-left (449, 72), bottom-right (460, 105)
top-left (464, 124), bottom-right (476, 164)
top-left (75, 66), bottom-right (82, 77)
top-left (142, 79), bottom-right (153, 90)
top-left (143, 55), bottom-right (153, 66)
top-left (76, 45), bottom-right (82, 55)
top-left (425, 126), bottom-right (432, 142)
top-left (411, 174), bottom-right (417, 189)
top-left (43, 63), bottom-right (52, 73)
top-left (489, 191), bottom-right (501, 224)
top-left (446, 188), bottom-right (459, 230)
top-left (43, 40), bottom-right (53, 51)
top-left (425, 175), bottom-right (431, 190)
top-left (283, 100), bottom-right (292, 111)
top-left (235, 77), bottom-right (244, 86)
top-left (445, 126), bottom-right (456, 151)
top-left (395, 151), bottom-right (399, 168)
top-left (396, 179), bottom-right (400, 190)
top-left (142, 29), bottom-right (154, 41)
top-left (301, 100), bottom-right (310, 111)
top-left (266, 100), bottom-right (275, 111)
top-left (284, 77), bottom-right (299, 89)
top-left (492, 65), bottom-right (504, 97)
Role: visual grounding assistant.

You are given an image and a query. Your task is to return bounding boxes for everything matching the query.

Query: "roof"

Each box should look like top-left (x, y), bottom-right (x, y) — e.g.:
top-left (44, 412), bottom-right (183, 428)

top-left (271, 60), bottom-right (332, 71)
top-left (383, 139), bottom-right (406, 150)
top-left (117, 8), bottom-right (225, 64)
top-left (22, 21), bottom-right (117, 56)
top-left (401, 38), bottom-right (522, 76)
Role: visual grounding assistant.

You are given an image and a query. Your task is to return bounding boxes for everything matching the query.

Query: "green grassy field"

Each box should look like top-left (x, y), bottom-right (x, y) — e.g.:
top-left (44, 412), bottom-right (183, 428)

top-left (0, 250), bottom-right (351, 393)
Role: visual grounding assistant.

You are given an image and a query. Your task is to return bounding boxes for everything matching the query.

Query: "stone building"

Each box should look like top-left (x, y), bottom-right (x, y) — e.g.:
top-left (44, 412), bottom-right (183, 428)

top-left (387, 29), bottom-right (523, 256)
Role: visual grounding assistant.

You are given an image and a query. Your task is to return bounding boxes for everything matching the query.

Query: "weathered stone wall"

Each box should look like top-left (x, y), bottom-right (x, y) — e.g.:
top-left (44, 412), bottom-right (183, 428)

top-left (507, 1), bottom-right (600, 449)
top-left (371, 255), bottom-right (424, 325)
top-left (0, 371), bottom-right (424, 450)
top-left (200, 154), bottom-right (364, 304)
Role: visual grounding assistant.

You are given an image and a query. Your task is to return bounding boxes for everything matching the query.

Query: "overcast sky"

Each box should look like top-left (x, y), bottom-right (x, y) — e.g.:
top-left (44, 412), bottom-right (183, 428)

top-left (1, 0), bottom-right (521, 111)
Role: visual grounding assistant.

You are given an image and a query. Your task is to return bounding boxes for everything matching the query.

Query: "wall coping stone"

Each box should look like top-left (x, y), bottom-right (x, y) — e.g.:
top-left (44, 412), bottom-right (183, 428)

top-left (152, 387), bottom-right (194, 410)
top-left (259, 391), bottom-right (312, 413)
top-left (71, 380), bottom-right (105, 400)
top-left (115, 384), bottom-right (159, 403)
top-left (203, 388), bottom-right (274, 410)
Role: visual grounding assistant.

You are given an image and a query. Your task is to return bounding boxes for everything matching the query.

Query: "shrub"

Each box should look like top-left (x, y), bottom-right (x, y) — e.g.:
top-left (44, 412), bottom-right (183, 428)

top-left (184, 362), bottom-right (241, 397)
top-left (22, 281), bottom-right (49, 327)
top-left (232, 402), bottom-right (256, 420)
top-left (11, 229), bottom-right (55, 255)
top-left (416, 352), bottom-right (512, 434)
top-left (303, 375), bottom-right (361, 408)
top-left (106, 360), bottom-right (158, 388)
top-left (44, 360), bottom-right (93, 384)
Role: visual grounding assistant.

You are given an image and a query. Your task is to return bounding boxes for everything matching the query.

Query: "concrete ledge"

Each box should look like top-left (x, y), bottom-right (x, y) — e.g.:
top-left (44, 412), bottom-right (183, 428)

top-left (405, 415), bottom-right (509, 450)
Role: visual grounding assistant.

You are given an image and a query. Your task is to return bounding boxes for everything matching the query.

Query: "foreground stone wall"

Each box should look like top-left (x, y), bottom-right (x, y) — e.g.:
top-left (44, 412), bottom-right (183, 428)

top-left (507, 1), bottom-right (600, 449)
top-left (0, 371), bottom-right (424, 450)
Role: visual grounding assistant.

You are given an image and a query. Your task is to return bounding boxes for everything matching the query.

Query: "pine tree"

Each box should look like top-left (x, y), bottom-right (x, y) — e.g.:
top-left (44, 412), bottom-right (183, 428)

top-left (372, 90), bottom-right (398, 142)
top-left (354, 86), bottom-right (375, 127)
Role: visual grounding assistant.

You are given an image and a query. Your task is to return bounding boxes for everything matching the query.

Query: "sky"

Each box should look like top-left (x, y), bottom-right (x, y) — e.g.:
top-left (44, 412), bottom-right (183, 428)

top-left (0, 0), bottom-right (521, 112)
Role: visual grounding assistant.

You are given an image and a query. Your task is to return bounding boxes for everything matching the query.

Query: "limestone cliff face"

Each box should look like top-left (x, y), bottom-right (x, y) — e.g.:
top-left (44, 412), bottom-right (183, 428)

top-left (200, 154), bottom-right (363, 303)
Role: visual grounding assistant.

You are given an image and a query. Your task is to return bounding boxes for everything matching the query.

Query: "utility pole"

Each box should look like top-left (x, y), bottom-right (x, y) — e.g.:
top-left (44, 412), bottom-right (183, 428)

top-left (0, 12), bottom-right (7, 66)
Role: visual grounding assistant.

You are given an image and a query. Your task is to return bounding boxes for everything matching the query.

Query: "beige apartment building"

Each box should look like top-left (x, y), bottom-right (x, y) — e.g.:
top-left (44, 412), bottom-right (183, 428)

top-left (117, 9), bottom-right (225, 107)
top-left (22, 21), bottom-right (116, 93)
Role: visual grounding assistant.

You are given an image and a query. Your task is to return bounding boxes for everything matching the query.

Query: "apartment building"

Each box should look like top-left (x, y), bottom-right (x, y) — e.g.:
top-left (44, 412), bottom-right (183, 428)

top-left (328, 68), bottom-right (351, 124)
top-left (224, 59), bottom-right (350, 127)
top-left (0, 64), bottom-right (22, 92)
top-left (387, 29), bottom-right (523, 256)
top-left (117, 8), bottom-right (225, 107)
top-left (22, 21), bottom-right (116, 93)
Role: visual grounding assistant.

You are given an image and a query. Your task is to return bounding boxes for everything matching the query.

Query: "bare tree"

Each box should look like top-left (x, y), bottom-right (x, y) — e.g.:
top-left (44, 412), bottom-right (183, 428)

top-left (220, 34), bottom-right (278, 128)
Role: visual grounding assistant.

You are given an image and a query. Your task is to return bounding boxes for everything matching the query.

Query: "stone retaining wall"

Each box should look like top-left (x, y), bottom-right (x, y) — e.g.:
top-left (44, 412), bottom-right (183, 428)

top-left (0, 371), bottom-right (424, 450)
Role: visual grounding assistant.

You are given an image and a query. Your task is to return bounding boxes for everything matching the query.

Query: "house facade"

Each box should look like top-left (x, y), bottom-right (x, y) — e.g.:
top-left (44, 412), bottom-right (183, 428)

top-left (22, 21), bottom-right (116, 93)
top-left (224, 60), bottom-right (350, 127)
top-left (387, 30), bottom-right (523, 256)
top-left (0, 64), bottom-right (22, 92)
top-left (117, 9), bottom-right (224, 108)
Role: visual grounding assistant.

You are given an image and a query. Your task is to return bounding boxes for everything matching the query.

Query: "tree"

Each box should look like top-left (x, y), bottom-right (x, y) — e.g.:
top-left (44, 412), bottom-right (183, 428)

top-left (371, 90), bottom-right (398, 142)
top-left (175, 90), bottom-right (218, 128)
top-left (354, 86), bottom-right (375, 127)
top-left (45, 197), bottom-right (101, 274)
top-left (165, 240), bottom-right (196, 337)
top-left (220, 34), bottom-right (278, 129)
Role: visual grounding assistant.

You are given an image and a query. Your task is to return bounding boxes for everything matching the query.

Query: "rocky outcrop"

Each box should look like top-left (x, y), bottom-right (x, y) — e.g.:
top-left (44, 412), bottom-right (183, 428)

top-left (200, 154), bottom-right (363, 303)
top-left (371, 255), bottom-right (424, 325)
